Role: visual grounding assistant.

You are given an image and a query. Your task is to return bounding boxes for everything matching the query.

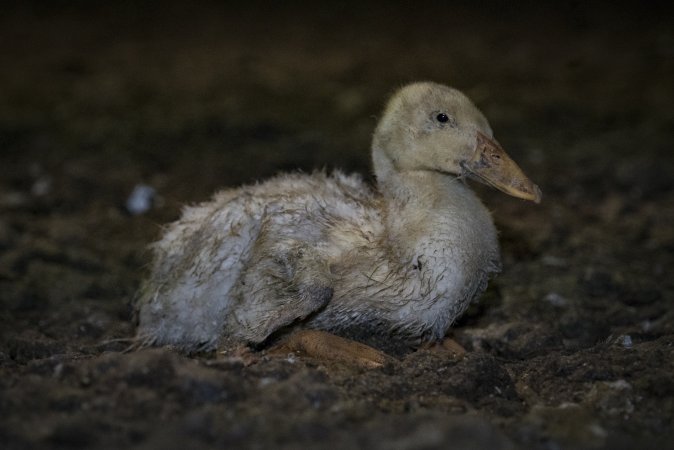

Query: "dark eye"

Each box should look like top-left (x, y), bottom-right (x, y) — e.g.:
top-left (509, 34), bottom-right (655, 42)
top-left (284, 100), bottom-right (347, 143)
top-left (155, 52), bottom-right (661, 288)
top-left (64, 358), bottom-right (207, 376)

top-left (436, 113), bottom-right (449, 123)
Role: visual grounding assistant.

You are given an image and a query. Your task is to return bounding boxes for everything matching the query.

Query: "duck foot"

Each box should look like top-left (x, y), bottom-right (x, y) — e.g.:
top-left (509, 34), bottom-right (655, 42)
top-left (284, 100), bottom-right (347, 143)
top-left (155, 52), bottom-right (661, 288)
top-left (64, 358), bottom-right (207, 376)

top-left (218, 343), bottom-right (260, 366)
top-left (270, 330), bottom-right (396, 369)
top-left (421, 337), bottom-right (467, 357)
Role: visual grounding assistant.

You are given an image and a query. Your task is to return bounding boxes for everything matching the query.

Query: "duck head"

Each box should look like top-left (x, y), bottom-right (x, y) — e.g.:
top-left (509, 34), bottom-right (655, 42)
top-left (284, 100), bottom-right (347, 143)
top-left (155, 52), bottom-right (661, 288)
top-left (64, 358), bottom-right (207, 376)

top-left (372, 82), bottom-right (541, 203)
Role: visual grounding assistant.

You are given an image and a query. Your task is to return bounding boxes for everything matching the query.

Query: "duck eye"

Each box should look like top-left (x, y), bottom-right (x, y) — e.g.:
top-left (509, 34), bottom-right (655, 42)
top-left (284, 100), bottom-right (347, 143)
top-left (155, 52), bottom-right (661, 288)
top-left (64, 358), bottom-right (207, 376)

top-left (436, 113), bottom-right (449, 123)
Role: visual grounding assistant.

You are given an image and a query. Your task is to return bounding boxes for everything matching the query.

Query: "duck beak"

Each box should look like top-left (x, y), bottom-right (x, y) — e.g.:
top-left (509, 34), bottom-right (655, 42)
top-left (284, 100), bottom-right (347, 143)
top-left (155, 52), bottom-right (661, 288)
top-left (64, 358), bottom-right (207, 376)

top-left (461, 131), bottom-right (542, 203)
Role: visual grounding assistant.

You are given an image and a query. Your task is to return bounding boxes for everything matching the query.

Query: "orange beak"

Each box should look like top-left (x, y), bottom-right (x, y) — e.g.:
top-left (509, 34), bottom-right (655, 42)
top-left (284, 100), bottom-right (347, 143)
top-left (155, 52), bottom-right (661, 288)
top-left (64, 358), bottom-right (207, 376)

top-left (461, 131), bottom-right (542, 203)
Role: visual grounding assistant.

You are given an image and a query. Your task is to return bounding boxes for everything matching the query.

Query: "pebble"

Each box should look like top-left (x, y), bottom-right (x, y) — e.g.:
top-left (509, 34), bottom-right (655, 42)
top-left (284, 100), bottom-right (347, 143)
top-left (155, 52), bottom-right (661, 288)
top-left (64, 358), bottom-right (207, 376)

top-left (126, 184), bottom-right (156, 215)
top-left (543, 292), bottom-right (567, 307)
top-left (622, 335), bottom-right (633, 349)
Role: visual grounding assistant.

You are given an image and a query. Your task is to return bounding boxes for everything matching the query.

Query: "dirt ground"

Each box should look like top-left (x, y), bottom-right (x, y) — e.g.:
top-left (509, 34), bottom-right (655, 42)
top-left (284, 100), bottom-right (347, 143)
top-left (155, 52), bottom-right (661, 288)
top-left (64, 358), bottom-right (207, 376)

top-left (1, 2), bottom-right (673, 449)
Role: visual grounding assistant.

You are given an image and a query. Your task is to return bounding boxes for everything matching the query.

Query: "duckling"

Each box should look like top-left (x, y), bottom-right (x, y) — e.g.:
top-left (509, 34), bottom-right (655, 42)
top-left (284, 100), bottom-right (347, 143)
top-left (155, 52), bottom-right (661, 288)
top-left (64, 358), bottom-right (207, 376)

top-left (135, 82), bottom-right (541, 359)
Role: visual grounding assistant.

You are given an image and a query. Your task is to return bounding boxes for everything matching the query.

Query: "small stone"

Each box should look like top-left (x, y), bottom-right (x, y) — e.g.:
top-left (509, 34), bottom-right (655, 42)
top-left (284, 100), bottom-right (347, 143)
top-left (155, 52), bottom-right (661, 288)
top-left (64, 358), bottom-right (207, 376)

top-left (541, 255), bottom-right (568, 267)
top-left (543, 292), bottom-right (567, 307)
top-left (126, 184), bottom-right (156, 215)
top-left (31, 176), bottom-right (52, 196)
top-left (621, 335), bottom-right (633, 349)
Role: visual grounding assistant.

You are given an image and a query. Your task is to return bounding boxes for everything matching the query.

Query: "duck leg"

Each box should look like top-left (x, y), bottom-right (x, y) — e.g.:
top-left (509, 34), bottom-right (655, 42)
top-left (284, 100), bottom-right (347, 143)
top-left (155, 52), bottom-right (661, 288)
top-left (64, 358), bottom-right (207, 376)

top-left (271, 330), bottom-right (396, 369)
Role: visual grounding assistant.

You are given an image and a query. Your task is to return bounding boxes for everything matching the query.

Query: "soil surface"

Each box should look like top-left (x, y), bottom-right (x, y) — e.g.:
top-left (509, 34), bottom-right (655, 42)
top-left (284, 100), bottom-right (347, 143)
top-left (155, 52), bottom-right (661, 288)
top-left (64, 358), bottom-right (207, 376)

top-left (1, 2), bottom-right (673, 449)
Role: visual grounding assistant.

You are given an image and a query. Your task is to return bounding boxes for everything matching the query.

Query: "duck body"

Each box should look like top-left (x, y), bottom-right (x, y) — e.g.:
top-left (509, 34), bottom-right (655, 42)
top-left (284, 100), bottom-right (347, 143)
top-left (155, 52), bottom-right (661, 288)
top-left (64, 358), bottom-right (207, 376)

top-left (136, 82), bottom-right (540, 351)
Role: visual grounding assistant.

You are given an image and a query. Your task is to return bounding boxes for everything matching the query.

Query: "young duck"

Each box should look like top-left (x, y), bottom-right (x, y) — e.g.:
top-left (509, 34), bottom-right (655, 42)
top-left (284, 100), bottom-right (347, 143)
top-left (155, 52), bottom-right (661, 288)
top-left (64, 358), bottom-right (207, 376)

top-left (135, 82), bottom-right (541, 356)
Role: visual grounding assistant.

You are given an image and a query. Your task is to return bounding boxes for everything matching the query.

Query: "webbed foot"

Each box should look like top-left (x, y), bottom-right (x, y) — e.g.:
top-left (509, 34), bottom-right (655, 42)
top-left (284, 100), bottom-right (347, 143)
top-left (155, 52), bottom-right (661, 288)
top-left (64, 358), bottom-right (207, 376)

top-left (270, 329), bottom-right (396, 369)
top-left (420, 336), bottom-right (467, 358)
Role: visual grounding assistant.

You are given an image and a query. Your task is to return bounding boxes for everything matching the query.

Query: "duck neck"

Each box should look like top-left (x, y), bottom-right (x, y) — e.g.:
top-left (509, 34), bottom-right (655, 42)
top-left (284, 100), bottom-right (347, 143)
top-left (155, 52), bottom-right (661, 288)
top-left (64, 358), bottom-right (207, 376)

top-left (373, 148), bottom-right (491, 255)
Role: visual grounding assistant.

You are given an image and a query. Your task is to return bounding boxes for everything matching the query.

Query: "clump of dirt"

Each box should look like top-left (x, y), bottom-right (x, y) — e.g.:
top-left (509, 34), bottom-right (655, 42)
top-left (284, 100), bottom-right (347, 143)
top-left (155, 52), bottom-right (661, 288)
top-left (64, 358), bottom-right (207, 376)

top-left (1, 2), bottom-right (672, 449)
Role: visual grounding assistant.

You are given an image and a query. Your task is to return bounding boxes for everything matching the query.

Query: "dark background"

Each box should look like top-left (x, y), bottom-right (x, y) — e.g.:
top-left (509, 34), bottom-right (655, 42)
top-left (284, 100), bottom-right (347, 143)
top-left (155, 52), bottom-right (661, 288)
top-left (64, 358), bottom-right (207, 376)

top-left (1, 2), bottom-right (673, 449)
